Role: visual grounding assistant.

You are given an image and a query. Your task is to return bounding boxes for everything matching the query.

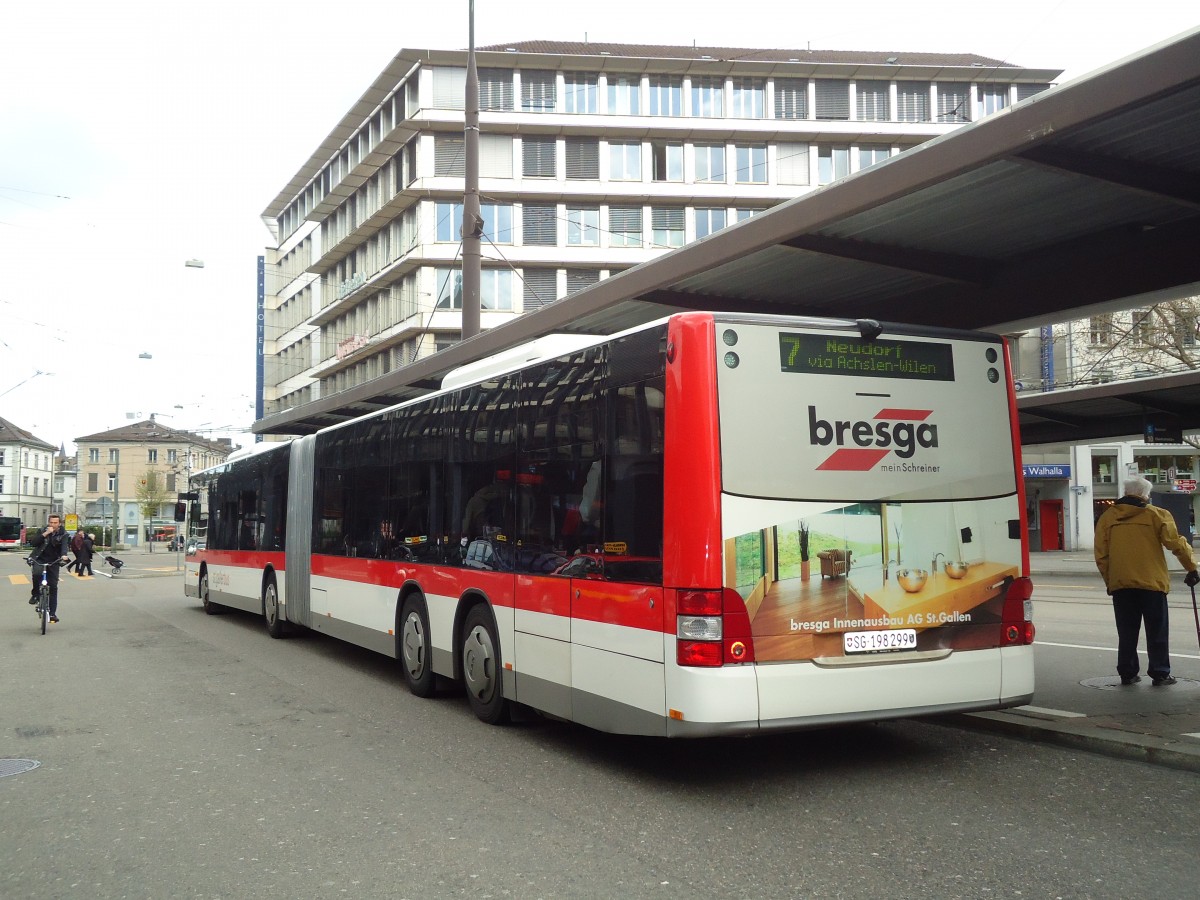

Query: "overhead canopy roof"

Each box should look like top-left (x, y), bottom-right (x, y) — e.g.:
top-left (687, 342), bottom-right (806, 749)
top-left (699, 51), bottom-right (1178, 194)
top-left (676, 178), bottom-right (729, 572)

top-left (1017, 371), bottom-right (1200, 447)
top-left (257, 27), bottom-right (1200, 442)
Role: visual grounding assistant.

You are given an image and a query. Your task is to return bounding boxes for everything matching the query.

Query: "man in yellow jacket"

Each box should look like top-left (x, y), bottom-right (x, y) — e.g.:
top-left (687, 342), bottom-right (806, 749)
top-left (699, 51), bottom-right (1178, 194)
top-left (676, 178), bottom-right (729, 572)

top-left (1094, 476), bottom-right (1200, 686)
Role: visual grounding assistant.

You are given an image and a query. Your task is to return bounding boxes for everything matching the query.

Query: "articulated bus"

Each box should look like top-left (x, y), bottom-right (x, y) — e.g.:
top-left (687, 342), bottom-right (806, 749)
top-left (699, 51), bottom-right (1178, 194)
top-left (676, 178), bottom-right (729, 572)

top-left (184, 312), bottom-right (1034, 736)
top-left (0, 517), bottom-right (26, 551)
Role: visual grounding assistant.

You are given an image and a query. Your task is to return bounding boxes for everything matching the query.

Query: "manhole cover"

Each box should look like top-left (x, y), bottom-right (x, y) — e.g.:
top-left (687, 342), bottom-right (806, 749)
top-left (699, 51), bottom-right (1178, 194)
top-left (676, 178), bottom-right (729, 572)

top-left (1081, 676), bottom-right (1200, 691)
top-left (0, 759), bottom-right (41, 778)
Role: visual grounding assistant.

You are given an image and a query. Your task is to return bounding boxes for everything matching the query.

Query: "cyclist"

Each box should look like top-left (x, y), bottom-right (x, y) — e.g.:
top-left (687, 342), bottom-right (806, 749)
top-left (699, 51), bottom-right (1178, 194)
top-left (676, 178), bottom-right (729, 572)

top-left (28, 513), bottom-right (71, 623)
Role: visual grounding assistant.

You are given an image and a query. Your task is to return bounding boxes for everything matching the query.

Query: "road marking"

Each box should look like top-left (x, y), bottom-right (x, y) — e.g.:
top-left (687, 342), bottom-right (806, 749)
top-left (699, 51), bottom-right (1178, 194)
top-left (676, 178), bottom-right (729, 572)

top-left (1012, 705), bottom-right (1088, 719)
top-left (1037, 640), bottom-right (1200, 661)
top-left (7, 574), bottom-right (31, 585)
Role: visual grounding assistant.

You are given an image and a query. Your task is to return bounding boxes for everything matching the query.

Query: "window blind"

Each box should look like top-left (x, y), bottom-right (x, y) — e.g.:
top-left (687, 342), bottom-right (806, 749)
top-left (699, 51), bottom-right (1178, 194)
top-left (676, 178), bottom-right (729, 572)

top-left (775, 79), bottom-right (808, 119)
top-left (521, 71), bottom-right (556, 111)
top-left (936, 83), bottom-right (970, 122)
top-left (434, 135), bottom-right (465, 177)
top-left (565, 138), bottom-right (599, 180)
top-left (856, 82), bottom-right (889, 121)
top-left (522, 205), bottom-right (557, 245)
top-left (522, 137), bottom-right (556, 177)
top-left (523, 269), bottom-right (558, 309)
top-left (432, 68), bottom-right (466, 109)
top-left (478, 69), bottom-right (514, 111)
top-left (897, 83), bottom-right (931, 122)
top-left (814, 79), bottom-right (849, 120)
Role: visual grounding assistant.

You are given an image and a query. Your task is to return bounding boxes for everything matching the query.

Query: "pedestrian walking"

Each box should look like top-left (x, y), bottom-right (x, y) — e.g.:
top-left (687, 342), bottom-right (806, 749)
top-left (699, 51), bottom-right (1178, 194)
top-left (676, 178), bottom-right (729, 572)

top-left (1094, 475), bottom-right (1200, 686)
top-left (77, 532), bottom-right (95, 577)
top-left (70, 528), bottom-right (85, 574)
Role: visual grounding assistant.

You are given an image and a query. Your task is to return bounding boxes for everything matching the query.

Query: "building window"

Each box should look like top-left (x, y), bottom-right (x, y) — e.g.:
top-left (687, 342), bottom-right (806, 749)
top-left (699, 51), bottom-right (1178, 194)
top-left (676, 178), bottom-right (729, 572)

top-left (775, 79), bottom-right (808, 119)
top-left (691, 76), bottom-right (724, 117)
top-left (168, 449), bottom-right (178, 464)
top-left (1176, 311), bottom-right (1198, 346)
top-left (650, 207), bottom-right (684, 248)
top-left (937, 83), bottom-right (971, 123)
top-left (858, 146), bottom-right (891, 170)
top-left (818, 146), bottom-right (850, 184)
top-left (89, 448), bottom-right (99, 462)
top-left (108, 449), bottom-right (119, 463)
top-left (435, 135), bottom-right (465, 177)
top-left (694, 144), bottom-right (726, 183)
top-left (434, 267), bottom-right (511, 311)
top-left (648, 77), bottom-right (682, 116)
top-left (976, 84), bottom-right (1009, 118)
top-left (734, 144), bottom-right (767, 183)
top-left (521, 71), bottom-right (556, 112)
top-left (734, 208), bottom-right (763, 222)
top-left (436, 201), bottom-right (461, 241)
top-left (480, 270), bottom-right (514, 309)
top-left (695, 208), bottom-right (727, 239)
top-left (431, 67), bottom-right (466, 109)
top-left (608, 206), bottom-right (643, 247)
top-left (814, 79), bottom-right (850, 120)
top-left (651, 142), bottom-right (683, 182)
top-left (522, 137), bottom-right (556, 178)
top-left (608, 141), bottom-right (642, 181)
top-left (479, 69), bottom-right (514, 110)
top-left (897, 82), bottom-right (931, 122)
top-left (565, 138), bottom-right (600, 180)
top-left (566, 206), bottom-right (600, 245)
top-left (1132, 308), bottom-right (1155, 344)
top-left (481, 203), bottom-right (514, 243)
top-left (88, 472), bottom-right (97, 492)
top-left (731, 78), bottom-right (765, 118)
top-left (167, 473), bottom-right (177, 492)
top-left (148, 449), bottom-right (158, 463)
top-left (522, 204), bottom-right (557, 245)
top-left (523, 269), bottom-right (558, 309)
top-left (564, 73), bottom-right (598, 113)
top-left (480, 134), bottom-right (514, 178)
top-left (435, 268), bottom-right (463, 308)
top-left (1088, 314), bottom-right (1113, 346)
top-left (607, 75), bottom-right (641, 115)
top-left (108, 474), bottom-right (116, 492)
top-left (856, 81), bottom-right (889, 121)
top-left (777, 143), bottom-right (809, 185)
top-left (566, 269), bottom-right (601, 296)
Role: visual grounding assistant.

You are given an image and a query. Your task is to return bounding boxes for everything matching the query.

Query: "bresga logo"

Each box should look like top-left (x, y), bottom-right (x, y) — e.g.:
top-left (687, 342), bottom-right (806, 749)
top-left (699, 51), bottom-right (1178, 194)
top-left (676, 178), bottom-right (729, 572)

top-left (808, 406), bottom-right (939, 471)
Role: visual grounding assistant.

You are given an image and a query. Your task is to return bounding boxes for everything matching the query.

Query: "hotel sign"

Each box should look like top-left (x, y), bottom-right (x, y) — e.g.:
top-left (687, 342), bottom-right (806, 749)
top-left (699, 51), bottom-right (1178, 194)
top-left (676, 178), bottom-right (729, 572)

top-left (1022, 464), bottom-right (1070, 478)
top-left (336, 334), bottom-right (370, 360)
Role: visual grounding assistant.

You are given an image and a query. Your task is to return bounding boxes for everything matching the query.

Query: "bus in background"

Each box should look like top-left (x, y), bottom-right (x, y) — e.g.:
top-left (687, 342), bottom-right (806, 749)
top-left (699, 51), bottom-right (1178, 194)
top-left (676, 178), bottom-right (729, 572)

top-left (184, 312), bottom-right (1034, 737)
top-left (0, 517), bottom-right (26, 551)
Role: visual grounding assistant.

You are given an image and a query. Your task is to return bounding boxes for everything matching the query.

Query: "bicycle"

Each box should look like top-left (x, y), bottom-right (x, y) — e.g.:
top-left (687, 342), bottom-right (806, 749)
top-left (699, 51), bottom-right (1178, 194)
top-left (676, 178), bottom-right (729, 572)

top-left (26, 558), bottom-right (65, 634)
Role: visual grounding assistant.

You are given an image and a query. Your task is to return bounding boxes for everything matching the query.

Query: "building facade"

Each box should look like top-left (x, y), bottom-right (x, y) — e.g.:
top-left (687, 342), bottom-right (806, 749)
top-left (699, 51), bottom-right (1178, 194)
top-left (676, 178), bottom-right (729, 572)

top-left (0, 416), bottom-right (57, 528)
top-left (75, 418), bottom-right (233, 547)
top-left (1013, 300), bottom-right (1200, 552)
top-left (260, 40), bottom-right (1059, 421)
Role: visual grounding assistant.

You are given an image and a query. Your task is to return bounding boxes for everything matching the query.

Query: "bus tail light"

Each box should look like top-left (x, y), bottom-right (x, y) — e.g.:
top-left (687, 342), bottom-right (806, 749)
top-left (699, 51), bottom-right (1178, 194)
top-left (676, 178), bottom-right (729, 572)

top-left (1001, 576), bottom-right (1035, 645)
top-left (676, 589), bottom-right (756, 667)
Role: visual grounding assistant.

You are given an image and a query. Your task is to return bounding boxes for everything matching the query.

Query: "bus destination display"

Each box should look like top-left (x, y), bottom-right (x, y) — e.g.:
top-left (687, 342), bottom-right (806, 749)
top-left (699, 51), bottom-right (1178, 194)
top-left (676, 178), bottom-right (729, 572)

top-left (779, 333), bottom-right (955, 381)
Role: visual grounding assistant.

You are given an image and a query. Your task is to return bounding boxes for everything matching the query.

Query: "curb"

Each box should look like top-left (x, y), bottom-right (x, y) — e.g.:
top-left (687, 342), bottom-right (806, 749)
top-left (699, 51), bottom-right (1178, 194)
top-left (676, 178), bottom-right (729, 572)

top-left (934, 710), bottom-right (1200, 774)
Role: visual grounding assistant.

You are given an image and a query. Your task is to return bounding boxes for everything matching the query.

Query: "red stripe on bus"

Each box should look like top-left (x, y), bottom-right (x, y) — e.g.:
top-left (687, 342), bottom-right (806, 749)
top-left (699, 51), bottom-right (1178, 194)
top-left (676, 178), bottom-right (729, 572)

top-left (874, 408), bottom-right (932, 420)
top-left (201, 549), bottom-right (286, 570)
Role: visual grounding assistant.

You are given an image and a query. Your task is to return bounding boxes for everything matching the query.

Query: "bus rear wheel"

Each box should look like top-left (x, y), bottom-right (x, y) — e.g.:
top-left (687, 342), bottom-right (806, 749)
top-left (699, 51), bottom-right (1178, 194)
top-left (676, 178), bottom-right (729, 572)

top-left (264, 574), bottom-right (284, 638)
top-left (399, 595), bottom-right (436, 697)
top-left (461, 605), bottom-right (508, 725)
top-left (200, 570), bottom-right (222, 615)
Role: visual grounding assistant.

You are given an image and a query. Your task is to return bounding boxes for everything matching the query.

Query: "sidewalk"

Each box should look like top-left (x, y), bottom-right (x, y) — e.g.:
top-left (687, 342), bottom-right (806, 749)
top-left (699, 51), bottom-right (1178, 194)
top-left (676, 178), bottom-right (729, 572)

top-left (91, 542), bottom-right (188, 579)
top-left (944, 550), bottom-right (1200, 773)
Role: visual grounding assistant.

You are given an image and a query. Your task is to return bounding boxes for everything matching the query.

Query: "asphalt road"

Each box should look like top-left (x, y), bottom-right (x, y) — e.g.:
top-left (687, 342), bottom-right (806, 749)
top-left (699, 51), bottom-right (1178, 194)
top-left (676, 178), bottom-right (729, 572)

top-left (2, 554), bottom-right (1198, 899)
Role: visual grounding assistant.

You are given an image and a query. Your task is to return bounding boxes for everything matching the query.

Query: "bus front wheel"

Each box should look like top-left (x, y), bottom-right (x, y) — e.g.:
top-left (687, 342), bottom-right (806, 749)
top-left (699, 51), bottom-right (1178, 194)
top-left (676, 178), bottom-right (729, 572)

top-left (461, 605), bottom-right (508, 725)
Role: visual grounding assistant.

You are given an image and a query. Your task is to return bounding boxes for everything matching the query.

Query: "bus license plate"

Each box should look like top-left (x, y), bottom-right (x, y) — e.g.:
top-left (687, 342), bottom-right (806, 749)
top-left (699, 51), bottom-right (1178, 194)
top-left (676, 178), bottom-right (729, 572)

top-left (843, 628), bottom-right (918, 654)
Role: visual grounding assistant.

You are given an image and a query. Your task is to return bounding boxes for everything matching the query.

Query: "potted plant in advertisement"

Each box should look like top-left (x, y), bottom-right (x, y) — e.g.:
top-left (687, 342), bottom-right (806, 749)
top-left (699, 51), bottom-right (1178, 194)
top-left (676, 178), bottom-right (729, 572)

top-left (799, 521), bottom-right (811, 580)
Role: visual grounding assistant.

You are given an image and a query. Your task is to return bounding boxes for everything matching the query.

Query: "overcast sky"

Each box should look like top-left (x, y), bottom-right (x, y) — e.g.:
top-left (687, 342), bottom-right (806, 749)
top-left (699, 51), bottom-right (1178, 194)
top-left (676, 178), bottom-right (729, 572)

top-left (2, 1), bottom-right (1196, 454)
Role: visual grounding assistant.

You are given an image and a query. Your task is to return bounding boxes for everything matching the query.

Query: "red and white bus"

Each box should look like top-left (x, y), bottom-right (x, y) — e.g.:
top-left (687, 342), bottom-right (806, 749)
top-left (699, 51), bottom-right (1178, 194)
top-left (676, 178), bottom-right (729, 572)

top-left (0, 516), bottom-right (26, 551)
top-left (185, 312), bottom-right (1034, 736)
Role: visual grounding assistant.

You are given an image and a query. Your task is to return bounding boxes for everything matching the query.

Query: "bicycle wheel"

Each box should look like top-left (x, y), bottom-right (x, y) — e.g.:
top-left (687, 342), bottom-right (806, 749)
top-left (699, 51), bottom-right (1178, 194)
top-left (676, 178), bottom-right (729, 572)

top-left (40, 589), bottom-right (49, 635)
